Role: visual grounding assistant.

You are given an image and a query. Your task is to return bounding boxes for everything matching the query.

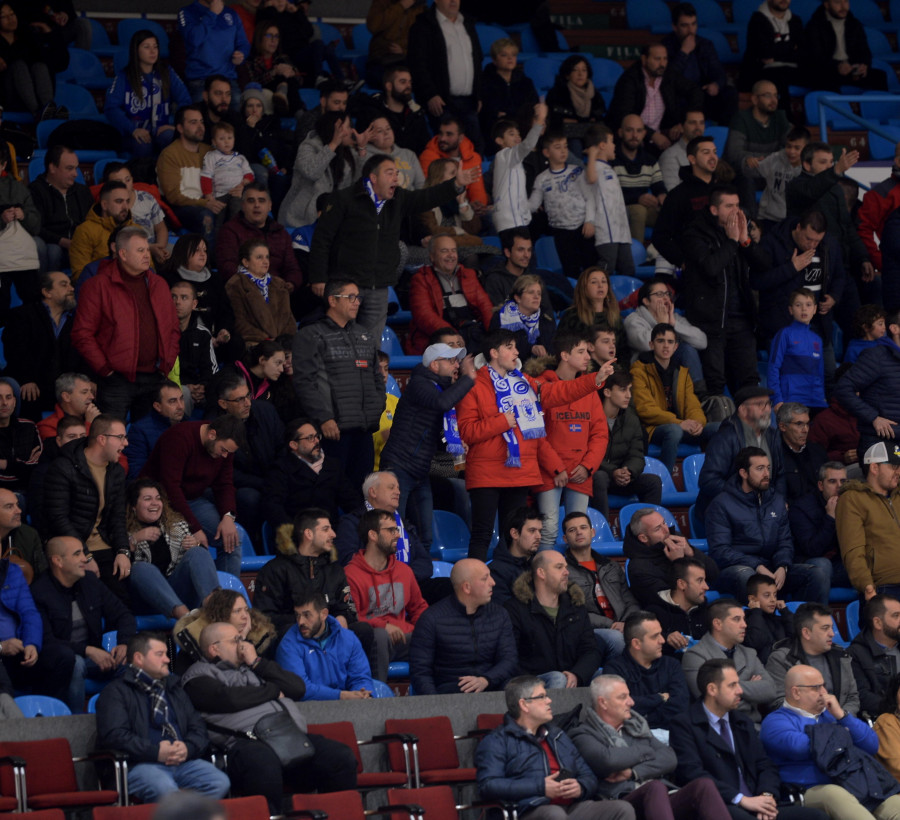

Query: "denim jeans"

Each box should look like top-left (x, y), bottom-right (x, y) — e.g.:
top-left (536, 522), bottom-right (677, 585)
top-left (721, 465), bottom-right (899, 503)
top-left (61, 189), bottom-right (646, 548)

top-left (354, 286), bottom-right (389, 346)
top-left (649, 421), bottom-right (720, 472)
top-left (535, 487), bottom-right (590, 548)
top-left (187, 493), bottom-right (242, 577)
top-left (538, 670), bottom-right (568, 689)
top-left (130, 547), bottom-right (220, 616)
top-left (128, 759), bottom-right (230, 803)
top-left (717, 562), bottom-right (829, 605)
top-left (67, 653), bottom-right (114, 713)
top-left (594, 627), bottom-right (626, 661)
top-left (34, 237), bottom-right (66, 274)
top-left (674, 344), bottom-right (705, 387)
top-left (389, 464), bottom-right (433, 550)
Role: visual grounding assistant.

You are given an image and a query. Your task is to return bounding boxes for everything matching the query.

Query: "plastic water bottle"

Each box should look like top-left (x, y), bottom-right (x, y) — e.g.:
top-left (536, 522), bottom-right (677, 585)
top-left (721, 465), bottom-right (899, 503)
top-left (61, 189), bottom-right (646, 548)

top-left (258, 148), bottom-right (285, 176)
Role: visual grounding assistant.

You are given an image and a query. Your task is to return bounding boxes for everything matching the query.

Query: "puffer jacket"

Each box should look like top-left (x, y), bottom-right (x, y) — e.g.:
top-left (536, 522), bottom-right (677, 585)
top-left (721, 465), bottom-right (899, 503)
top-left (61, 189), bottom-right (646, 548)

top-left (0, 559), bottom-right (42, 649)
top-left (41, 438), bottom-right (128, 549)
top-left (532, 369), bottom-right (608, 495)
top-left (835, 478), bottom-right (900, 591)
top-left (630, 354), bottom-right (705, 440)
top-left (646, 589), bottom-right (708, 647)
top-left (706, 474), bottom-right (793, 571)
top-left (253, 524), bottom-right (357, 634)
top-left (292, 316), bottom-right (385, 432)
top-left (505, 575), bottom-right (602, 685)
top-left (475, 714), bottom-right (599, 817)
top-left (28, 174), bottom-right (93, 245)
top-left (564, 547), bottom-right (640, 628)
top-left (408, 591), bottom-right (517, 695)
top-left (835, 336), bottom-right (900, 442)
top-left (380, 363), bottom-right (475, 481)
top-left (598, 407), bottom-right (646, 478)
top-left (489, 545), bottom-right (531, 606)
top-left (849, 629), bottom-right (896, 718)
top-left (69, 203), bottom-right (136, 279)
top-left (766, 639), bottom-right (860, 715)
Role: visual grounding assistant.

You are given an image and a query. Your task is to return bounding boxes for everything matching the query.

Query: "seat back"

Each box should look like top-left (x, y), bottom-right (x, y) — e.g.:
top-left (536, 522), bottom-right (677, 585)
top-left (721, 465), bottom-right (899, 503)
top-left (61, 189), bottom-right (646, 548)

top-left (94, 805), bottom-right (155, 820)
top-left (642, 457), bottom-right (678, 494)
top-left (522, 56), bottom-right (562, 95)
top-left (216, 571), bottom-right (251, 605)
top-left (13, 696), bottom-right (71, 717)
top-left (591, 57), bottom-right (624, 90)
top-left (54, 84), bottom-right (101, 117)
top-left (688, 503), bottom-right (706, 538)
top-left (291, 790), bottom-right (365, 820)
top-left (535, 235), bottom-right (562, 273)
top-left (432, 511), bottom-right (470, 552)
top-left (58, 49), bottom-right (108, 85)
top-left (381, 326), bottom-right (402, 356)
top-left (618, 502), bottom-right (677, 536)
top-left (610, 275), bottom-right (643, 302)
top-left (387, 786), bottom-right (458, 820)
top-left (372, 680), bottom-right (395, 698)
top-left (432, 560), bottom-right (454, 577)
top-left (476, 713), bottom-right (504, 731)
top-left (681, 453), bottom-right (705, 494)
top-left (308, 721), bottom-right (364, 773)
top-left (630, 238), bottom-right (647, 267)
top-left (384, 717), bottom-right (460, 772)
top-left (0, 739), bottom-right (78, 796)
top-left (475, 23), bottom-right (510, 55)
top-left (222, 796), bottom-right (270, 820)
top-left (844, 599), bottom-right (861, 641)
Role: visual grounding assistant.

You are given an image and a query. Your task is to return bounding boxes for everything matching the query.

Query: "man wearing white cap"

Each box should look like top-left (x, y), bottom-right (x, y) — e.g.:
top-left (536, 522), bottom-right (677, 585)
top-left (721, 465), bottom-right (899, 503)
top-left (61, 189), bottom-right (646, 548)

top-left (380, 341), bottom-right (476, 552)
top-left (836, 441), bottom-right (900, 601)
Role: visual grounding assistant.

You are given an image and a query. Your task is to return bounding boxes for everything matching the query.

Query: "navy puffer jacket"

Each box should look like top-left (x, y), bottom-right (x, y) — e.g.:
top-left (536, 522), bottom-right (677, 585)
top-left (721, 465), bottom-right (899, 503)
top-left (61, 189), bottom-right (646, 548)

top-left (834, 336), bottom-right (900, 441)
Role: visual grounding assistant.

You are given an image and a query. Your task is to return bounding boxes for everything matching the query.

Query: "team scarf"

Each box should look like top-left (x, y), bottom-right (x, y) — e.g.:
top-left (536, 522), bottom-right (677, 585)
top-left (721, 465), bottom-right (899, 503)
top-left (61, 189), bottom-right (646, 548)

top-left (487, 364), bottom-right (545, 467)
top-left (435, 383), bottom-right (464, 455)
top-left (131, 666), bottom-right (179, 741)
top-left (364, 178), bottom-right (387, 214)
top-left (364, 501), bottom-right (409, 563)
top-left (498, 299), bottom-right (542, 343)
top-left (238, 264), bottom-right (271, 303)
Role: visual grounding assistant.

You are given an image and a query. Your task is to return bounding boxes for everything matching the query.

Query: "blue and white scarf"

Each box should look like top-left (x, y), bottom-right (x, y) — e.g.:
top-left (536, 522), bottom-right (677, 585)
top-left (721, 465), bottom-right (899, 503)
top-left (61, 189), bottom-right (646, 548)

top-left (488, 365), bottom-right (545, 467)
top-left (364, 501), bottom-right (409, 563)
top-left (364, 178), bottom-right (387, 214)
top-left (498, 299), bottom-right (542, 343)
top-left (435, 383), bottom-right (464, 455)
top-left (239, 264), bottom-right (271, 303)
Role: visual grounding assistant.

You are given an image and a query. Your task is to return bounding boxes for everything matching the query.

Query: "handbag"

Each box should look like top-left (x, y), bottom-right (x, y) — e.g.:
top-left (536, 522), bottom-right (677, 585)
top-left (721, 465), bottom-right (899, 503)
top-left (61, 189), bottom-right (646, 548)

top-left (206, 701), bottom-right (314, 767)
top-left (1, 542), bottom-right (33, 585)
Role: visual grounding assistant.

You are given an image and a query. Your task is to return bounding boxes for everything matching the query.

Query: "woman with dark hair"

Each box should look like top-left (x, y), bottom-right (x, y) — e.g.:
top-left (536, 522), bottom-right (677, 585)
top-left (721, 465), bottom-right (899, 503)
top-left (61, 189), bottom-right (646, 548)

top-left (165, 233), bottom-right (244, 365)
top-left (277, 110), bottom-right (368, 227)
top-left (225, 238), bottom-right (295, 345)
top-left (247, 22), bottom-right (301, 116)
top-left (558, 265), bottom-right (628, 360)
top-left (126, 478), bottom-right (220, 620)
top-left (545, 55), bottom-right (606, 155)
top-left (0, 3), bottom-right (63, 119)
top-left (236, 339), bottom-right (284, 400)
top-left (104, 30), bottom-right (191, 158)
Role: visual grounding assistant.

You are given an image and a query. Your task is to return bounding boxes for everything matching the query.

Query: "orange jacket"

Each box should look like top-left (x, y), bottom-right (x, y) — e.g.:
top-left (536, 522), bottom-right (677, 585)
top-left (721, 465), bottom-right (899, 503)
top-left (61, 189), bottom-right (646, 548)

top-left (532, 370), bottom-right (608, 496)
top-left (419, 134), bottom-right (488, 206)
top-left (457, 366), bottom-right (603, 489)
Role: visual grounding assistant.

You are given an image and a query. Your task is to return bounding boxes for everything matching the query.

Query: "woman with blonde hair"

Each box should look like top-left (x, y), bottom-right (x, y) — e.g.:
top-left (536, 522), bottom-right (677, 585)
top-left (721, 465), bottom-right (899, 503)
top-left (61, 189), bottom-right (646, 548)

top-left (558, 265), bottom-right (628, 360)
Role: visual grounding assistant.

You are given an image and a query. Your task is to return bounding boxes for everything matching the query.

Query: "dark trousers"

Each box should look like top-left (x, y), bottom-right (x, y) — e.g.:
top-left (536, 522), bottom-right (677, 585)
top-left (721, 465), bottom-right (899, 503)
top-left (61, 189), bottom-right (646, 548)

top-left (0, 269), bottom-right (39, 327)
top-left (226, 734), bottom-right (358, 814)
top-left (3, 640), bottom-right (75, 702)
top-left (322, 429), bottom-right (375, 494)
top-left (700, 319), bottom-right (758, 396)
top-left (591, 470), bottom-right (662, 522)
top-left (468, 485), bottom-right (529, 561)
top-left (552, 228), bottom-right (598, 280)
top-left (625, 778), bottom-right (731, 820)
top-left (97, 370), bottom-right (166, 423)
top-left (728, 805), bottom-right (828, 820)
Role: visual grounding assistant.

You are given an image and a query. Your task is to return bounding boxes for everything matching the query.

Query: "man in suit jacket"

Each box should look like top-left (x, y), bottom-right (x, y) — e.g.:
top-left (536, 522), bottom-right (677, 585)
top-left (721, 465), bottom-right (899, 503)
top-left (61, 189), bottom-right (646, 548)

top-left (669, 658), bottom-right (829, 820)
top-left (682, 598), bottom-right (777, 724)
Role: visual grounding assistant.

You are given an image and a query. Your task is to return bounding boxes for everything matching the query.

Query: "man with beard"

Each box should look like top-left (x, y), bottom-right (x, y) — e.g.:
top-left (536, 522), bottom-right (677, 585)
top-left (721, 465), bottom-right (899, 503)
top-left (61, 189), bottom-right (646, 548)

top-left (197, 76), bottom-right (241, 146)
top-left (140, 415), bottom-right (245, 577)
top-left (849, 594), bottom-right (900, 716)
top-left (124, 380), bottom-right (187, 478)
top-left (706, 447), bottom-right (828, 603)
top-left (490, 507), bottom-right (544, 605)
top-left (3, 271), bottom-right (80, 420)
top-left (351, 66), bottom-right (430, 155)
top-left (418, 115), bottom-right (488, 207)
top-left (70, 182), bottom-right (136, 279)
top-left (658, 109), bottom-right (707, 192)
top-left (295, 80), bottom-right (348, 142)
top-left (613, 115), bottom-right (667, 243)
top-left (739, 0), bottom-right (804, 109)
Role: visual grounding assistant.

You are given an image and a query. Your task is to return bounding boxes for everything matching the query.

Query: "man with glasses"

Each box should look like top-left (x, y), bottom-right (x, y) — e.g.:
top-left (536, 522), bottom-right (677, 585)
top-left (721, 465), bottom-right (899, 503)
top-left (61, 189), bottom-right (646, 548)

top-left (776, 403), bottom-right (827, 502)
top-left (293, 278), bottom-right (385, 491)
top-left (345, 508), bottom-right (428, 678)
top-left (760, 665), bottom-right (899, 817)
top-left (837, 441), bottom-right (900, 602)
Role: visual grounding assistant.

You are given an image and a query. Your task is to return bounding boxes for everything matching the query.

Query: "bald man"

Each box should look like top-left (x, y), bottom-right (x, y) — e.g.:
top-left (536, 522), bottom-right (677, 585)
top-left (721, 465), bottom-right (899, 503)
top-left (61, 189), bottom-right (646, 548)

top-left (409, 558), bottom-right (517, 695)
top-left (0, 488), bottom-right (46, 578)
top-left (614, 114), bottom-right (667, 243)
top-left (761, 664), bottom-right (900, 820)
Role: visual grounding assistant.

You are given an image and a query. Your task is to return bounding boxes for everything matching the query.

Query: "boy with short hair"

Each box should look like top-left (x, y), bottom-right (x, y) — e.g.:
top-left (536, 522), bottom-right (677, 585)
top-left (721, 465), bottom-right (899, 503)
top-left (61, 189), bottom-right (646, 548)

top-left (200, 121), bottom-right (254, 224)
top-left (768, 287), bottom-right (827, 411)
top-left (584, 123), bottom-right (635, 276)
top-left (528, 130), bottom-right (596, 278)
top-left (491, 103), bottom-right (547, 237)
top-left (748, 125), bottom-right (810, 229)
top-left (743, 573), bottom-right (794, 663)
top-left (845, 304), bottom-right (887, 363)
top-left (589, 326), bottom-right (620, 374)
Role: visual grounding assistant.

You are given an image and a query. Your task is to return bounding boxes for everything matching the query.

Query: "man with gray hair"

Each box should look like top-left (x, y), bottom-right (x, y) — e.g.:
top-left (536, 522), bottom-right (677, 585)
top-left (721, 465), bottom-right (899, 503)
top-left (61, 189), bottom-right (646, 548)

top-left (568, 673), bottom-right (731, 819)
top-left (475, 675), bottom-right (636, 820)
top-left (36, 372), bottom-right (99, 442)
top-left (777, 402), bottom-right (827, 503)
top-left (71, 225), bottom-right (181, 421)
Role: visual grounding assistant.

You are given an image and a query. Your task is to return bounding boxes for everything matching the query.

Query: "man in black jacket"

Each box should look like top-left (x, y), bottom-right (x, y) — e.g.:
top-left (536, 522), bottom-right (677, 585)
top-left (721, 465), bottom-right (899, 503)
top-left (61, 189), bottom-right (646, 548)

top-left (31, 536), bottom-right (136, 712)
top-left (608, 43), bottom-right (704, 152)
top-left (96, 632), bottom-right (229, 803)
top-left (669, 658), bottom-right (829, 820)
top-left (261, 419), bottom-right (361, 529)
top-left (848, 593), bottom-right (900, 717)
top-left (739, 0), bottom-right (805, 106)
top-left (3, 271), bottom-right (81, 421)
top-left (646, 556), bottom-right (710, 652)
top-left (181, 621), bottom-right (357, 813)
top-left (681, 185), bottom-right (765, 396)
top-left (293, 279), bottom-right (385, 490)
top-left (349, 66), bottom-right (431, 155)
top-left (490, 506), bottom-right (543, 605)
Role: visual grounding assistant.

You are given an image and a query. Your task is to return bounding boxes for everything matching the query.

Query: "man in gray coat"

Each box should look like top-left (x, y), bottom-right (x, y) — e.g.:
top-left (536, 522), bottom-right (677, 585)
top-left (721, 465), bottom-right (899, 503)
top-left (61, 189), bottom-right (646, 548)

top-left (567, 674), bottom-right (732, 818)
top-left (682, 598), bottom-right (777, 724)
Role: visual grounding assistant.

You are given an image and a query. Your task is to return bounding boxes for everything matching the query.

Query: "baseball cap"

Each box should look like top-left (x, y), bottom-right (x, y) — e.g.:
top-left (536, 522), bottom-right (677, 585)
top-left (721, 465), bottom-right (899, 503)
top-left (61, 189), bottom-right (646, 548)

top-left (863, 441), bottom-right (900, 465)
top-left (422, 343), bottom-right (466, 367)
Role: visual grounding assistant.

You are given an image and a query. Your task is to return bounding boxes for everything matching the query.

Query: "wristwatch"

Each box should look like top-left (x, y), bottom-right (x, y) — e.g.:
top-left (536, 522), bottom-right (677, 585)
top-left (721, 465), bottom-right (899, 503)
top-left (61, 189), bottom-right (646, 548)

top-left (224, 512), bottom-right (236, 521)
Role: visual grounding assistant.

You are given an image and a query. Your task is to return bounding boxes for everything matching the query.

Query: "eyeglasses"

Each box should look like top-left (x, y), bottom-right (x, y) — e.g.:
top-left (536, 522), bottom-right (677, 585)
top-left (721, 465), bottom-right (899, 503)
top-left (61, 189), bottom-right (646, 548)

top-left (648, 291), bottom-right (669, 299)
top-left (212, 636), bottom-right (242, 646)
top-left (333, 293), bottom-right (362, 303)
top-left (225, 393), bottom-right (252, 404)
top-left (295, 433), bottom-right (321, 443)
top-left (380, 526), bottom-right (401, 534)
top-left (795, 683), bottom-right (827, 691)
top-left (104, 433), bottom-right (128, 441)
top-left (523, 693), bottom-right (550, 702)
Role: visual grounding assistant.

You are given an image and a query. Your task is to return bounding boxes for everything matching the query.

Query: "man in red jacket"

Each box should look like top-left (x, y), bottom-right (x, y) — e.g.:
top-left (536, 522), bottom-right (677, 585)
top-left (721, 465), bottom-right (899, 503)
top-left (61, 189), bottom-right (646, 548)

top-left (532, 331), bottom-right (609, 547)
top-left (458, 329), bottom-right (615, 561)
top-left (71, 226), bottom-right (181, 421)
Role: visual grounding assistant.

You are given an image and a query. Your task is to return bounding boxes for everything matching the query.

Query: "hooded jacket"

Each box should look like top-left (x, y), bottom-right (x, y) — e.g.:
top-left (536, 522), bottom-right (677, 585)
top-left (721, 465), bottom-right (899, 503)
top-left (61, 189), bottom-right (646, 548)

top-left (504, 574), bottom-right (602, 685)
top-left (564, 547), bottom-right (640, 629)
top-left (418, 136), bottom-right (489, 207)
top-left (706, 474), bottom-right (794, 571)
top-left (765, 638), bottom-right (860, 714)
top-left (408, 591), bottom-right (517, 695)
top-left (254, 525), bottom-right (358, 635)
top-left (835, 336), bottom-right (900, 441)
top-left (651, 165), bottom-right (714, 267)
top-left (835, 477), bottom-right (900, 591)
top-left (275, 615), bottom-right (373, 701)
top-left (646, 589), bottom-right (709, 648)
top-left (630, 353), bottom-right (706, 440)
top-left (568, 704), bottom-right (678, 798)
top-left (344, 551), bottom-right (428, 634)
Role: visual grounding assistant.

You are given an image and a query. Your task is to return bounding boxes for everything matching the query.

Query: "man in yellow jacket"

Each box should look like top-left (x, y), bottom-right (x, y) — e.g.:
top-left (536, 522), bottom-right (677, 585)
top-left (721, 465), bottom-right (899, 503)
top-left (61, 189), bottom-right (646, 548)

top-left (631, 322), bottom-right (719, 471)
top-left (68, 180), bottom-right (136, 280)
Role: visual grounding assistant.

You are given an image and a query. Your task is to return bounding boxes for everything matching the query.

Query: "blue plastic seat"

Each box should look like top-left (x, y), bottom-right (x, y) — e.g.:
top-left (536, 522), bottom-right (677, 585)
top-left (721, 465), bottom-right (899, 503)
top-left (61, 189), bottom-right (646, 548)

top-left (853, 0), bottom-right (893, 29)
top-left (386, 285), bottom-right (412, 326)
top-left (299, 88), bottom-right (321, 111)
top-left (610, 275), bottom-right (643, 302)
top-left (217, 571), bottom-right (251, 606)
top-left (641, 457), bottom-right (699, 505)
top-left (626, 0), bottom-right (672, 33)
top-left (385, 374), bottom-right (401, 398)
top-left (58, 49), bottom-right (112, 89)
top-left (591, 58), bottom-right (624, 90)
top-left (691, 0), bottom-right (741, 33)
top-left (260, 520), bottom-right (277, 555)
top-left (523, 57), bottom-right (563, 95)
top-left (135, 614), bottom-right (176, 632)
top-left (681, 453), bottom-right (705, 495)
top-left (380, 326), bottom-right (420, 369)
top-left (475, 23), bottom-right (510, 56)
top-left (14, 695), bottom-right (71, 717)
top-left (699, 28), bottom-right (739, 65)
top-left (317, 22), bottom-right (348, 58)
top-left (804, 90), bottom-right (858, 130)
top-left (869, 126), bottom-right (900, 160)
top-left (88, 18), bottom-right (123, 59)
top-left (630, 239), bottom-right (647, 267)
top-left (688, 503), bottom-right (706, 538)
top-left (515, 24), bottom-right (568, 54)
top-left (84, 630), bottom-right (118, 697)
top-left (371, 679), bottom-right (395, 698)
top-left (432, 560), bottom-right (454, 577)
top-left (784, 600), bottom-right (849, 647)
top-left (54, 84), bottom-right (101, 118)
top-left (351, 22), bottom-right (372, 57)
top-left (844, 599), bottom-right (861, 640)
top-left (431, 510), bottom-right (469, 563)
top-left (705, 125), bottom-right (729, 157)
top-left (865, 28), bottom-right (900, 62)
top-left (87, 693), bottom-right (100, 714)
top-left (535, 235), bottom-right (563, 273)
top-left (387, 661), bottom-right (409, 679)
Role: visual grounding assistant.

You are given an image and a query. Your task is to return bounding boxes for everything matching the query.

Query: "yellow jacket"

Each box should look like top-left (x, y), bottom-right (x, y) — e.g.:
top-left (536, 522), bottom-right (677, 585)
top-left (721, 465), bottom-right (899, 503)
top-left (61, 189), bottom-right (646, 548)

top-left (836, 479), bottom-right (900, 591)
top-left (69, 203), bottom-right (136, 280)
top-left (630, 354), bottom-right (705, 440)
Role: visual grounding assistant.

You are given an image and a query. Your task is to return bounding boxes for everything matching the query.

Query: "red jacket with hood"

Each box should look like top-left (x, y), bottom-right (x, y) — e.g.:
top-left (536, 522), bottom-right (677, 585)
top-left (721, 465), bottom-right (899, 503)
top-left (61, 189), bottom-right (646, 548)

top-left (345, 551), bottom-right (428, 634)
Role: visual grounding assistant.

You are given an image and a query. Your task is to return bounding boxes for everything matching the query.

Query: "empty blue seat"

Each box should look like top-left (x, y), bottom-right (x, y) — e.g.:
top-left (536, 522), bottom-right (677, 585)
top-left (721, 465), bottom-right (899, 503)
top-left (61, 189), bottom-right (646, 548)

top-left (535, 235), bottom-right (563, 273)
top-left (432, 560), bottom-right (454, 577)
top-left (631, 239), bottom-right (647, 267)
top-left (844, 599), bottom-right (861, 640)
top-left (58, 49), bottom-right (112, 90)
top-left (386, 285), bottom-right (412, 326)
top-left (260, 520), bottom-right (277, 555)
top-left (54, 84), bottom-right (100, 118)
top-left (14, 695), bottom-right (71, 717)
top-left (591, 58), bottom-right (624, 90)
top-left (626, 0), bottom-right (672, 33)
top-left (681, 453), bottom-right (705, 495)
top-left (869, 126), bottom-right (900, 160)
top-left (299, 88), bottom-right (321, 111)
top-left (610, 275), bottom-right (643, 302)
top-left (690, 0), bottom-right (741, 33)
top-left (689, 503), bottom-right (706, 538)
top-left (380, 327), bottom-right (420, 369)
top-left (371, 679), bottom-right (395, 697)
top-left (475, 23), bottom-right (510, 56)
top-left (523, 57), bottom-right (563, 94)
top-left (387, 661), bottom-right (409, 679)
top-left (431, 510), bottom-right (469, 563)
top-left (87, 18), bottom-right (123, 59)
top-left (705, 125), bottom-right (729, 157)
top-left (217, 571), bottom-right (251, 606)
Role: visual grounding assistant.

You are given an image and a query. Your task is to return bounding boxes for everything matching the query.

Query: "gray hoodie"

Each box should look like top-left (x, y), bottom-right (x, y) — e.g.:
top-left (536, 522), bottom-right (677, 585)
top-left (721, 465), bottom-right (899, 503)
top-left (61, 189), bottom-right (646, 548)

top-left (747, 148), bottom-right (801, 222)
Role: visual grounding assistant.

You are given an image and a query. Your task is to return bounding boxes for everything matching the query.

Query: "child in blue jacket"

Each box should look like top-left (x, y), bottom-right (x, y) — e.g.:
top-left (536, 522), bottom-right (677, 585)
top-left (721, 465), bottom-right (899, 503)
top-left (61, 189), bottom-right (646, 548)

top-left (768, 288), bottom-right (827, 410)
